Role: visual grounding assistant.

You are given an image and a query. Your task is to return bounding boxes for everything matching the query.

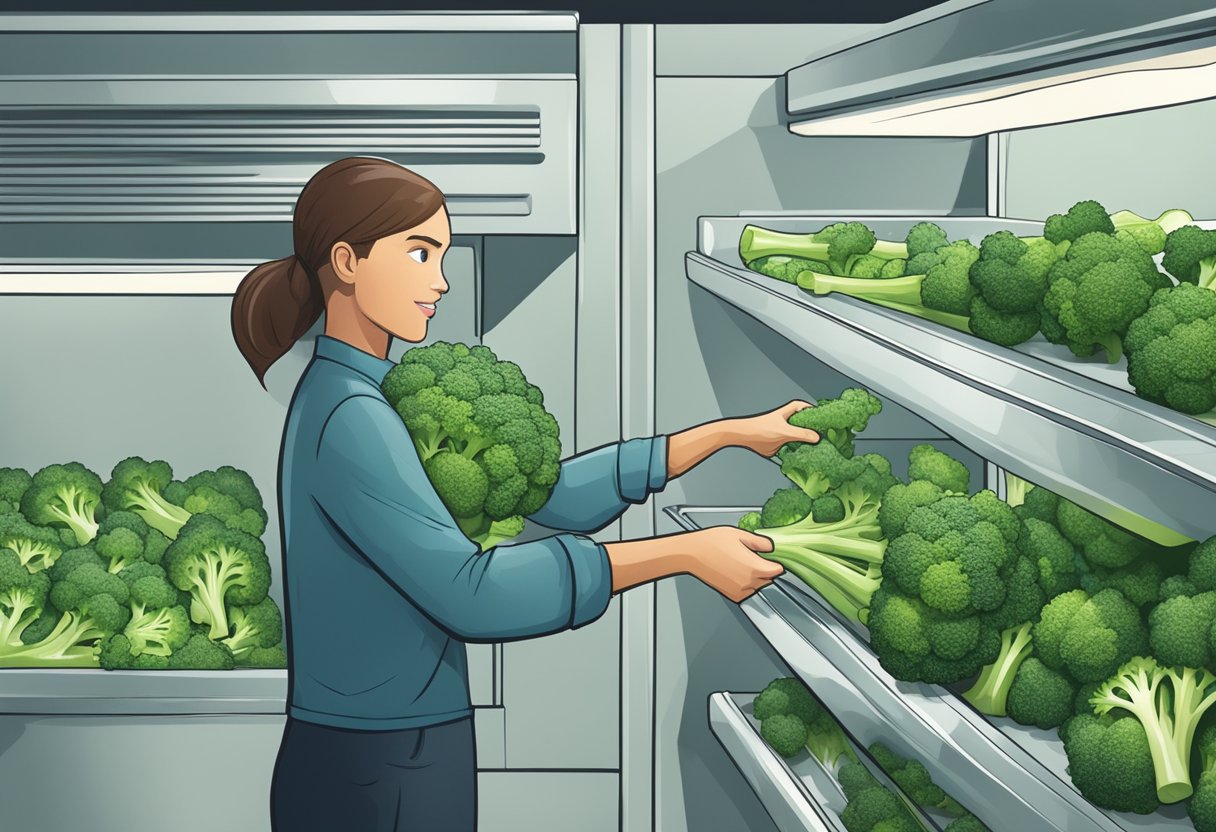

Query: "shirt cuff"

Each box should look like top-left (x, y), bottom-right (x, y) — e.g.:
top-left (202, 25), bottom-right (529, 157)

top-left (616, 436), bottom-right (670, 504)
top-left (553, 534), bottom-right (612, 630)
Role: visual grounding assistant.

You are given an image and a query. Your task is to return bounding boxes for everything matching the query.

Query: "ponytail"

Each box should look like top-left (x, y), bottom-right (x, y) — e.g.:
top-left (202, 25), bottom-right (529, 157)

top-left (230, 255), bottom-right (324, 388)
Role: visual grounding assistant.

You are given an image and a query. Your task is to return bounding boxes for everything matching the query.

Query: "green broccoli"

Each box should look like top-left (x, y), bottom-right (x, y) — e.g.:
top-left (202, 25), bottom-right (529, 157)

top-left (0, 549), bottom-right (50, 649)
top-left (785, 388), bottom-right (883, 459)
top-left (1162, 224), bottom-right (1216, 290)
top-left (101, 457), bottom-right (194, 541)
top-left (164, 466), bottom-right (268, 539)
top-left (382, 342), bottom-right (563, 550)
top-left (239, 643), bottom-right (288, 668)
top-left (905, 222), bottom-right (950, 259)
top-left (1044, 199), bottom-right (1117, 245)
top-left (1060, 713), bottom-right (1160, 813)
top-left (47, 545), bottom-right (104, 584)
top-left (1189, 721), bottom-right (1216, 831)
top-left (1017, 518), bottom-right (1080, 599)
top-left (739, 222), bottom-right (902, 276)
top-left (747, 254), bottom-right (831, 284)
top-left (163, 514), bottom-right (271, 640)
top-left (1002, 472), bottom-right (1032, 509)
top-left (1124, 284), bottom-right (1216, 415)
top-left (838, 760), bottom-right (881, 801)
top-left (1055, 499), bottom-right (1156, 570)
top-left (1191, 537), bottom-right (1216, 592)
top-left (1091, 657), bottom-right (1216, 803)
top-left (943, 814), bottom-right (989, 832)
top-left (840, 779), bottom-right (923, 832)
top-left (1041, 231), bottom-right (1171, 363)
top-left (168, 633), bottom-right (235, 670)
top-left (760, 713), bottom-right (808, 758)
top-left (0, 512), bottom-right (64, 574)
top-left (799, 240), bottom-right (978, 334)
top-left (1032, 588), bottom-right (1146, 683)
top-left (1011, 481), bottom-right (1059, 525)
top-left (754, 677), bottom-right (857, 769)
top-left (1160, 575), bottom-right (1199, 600)
top-left (1109, 208), bottom-right (1193, 256)
top-left (94, 510), bottom-right (170, 575)
top-left (121, 572), bottom-right (190, 658)
top-left (849, 255), bottom-right (908, 280)
top-left (746, 451), bottom-right (896, 624)
top-left (223, 596), bottom-right (283, 661)
top-left (753, 677), bottom-right (816, 720)
top-left (97, 633), bottom-right (173, 670)
top-left (0, 468), bottom-right (32, 515)
top-left (905, 444), bottom-right (969, 495)
top-left (20, 463), bottom-right (104, 546)
top-left (1006, 657), bottom-right (1078, 730)
top-left (1148, 591), bottom-right (1216, 670)
top-left (968, 231), bottom-right (1066, 347)
top-left (867, 741), bottom-right (963, 816)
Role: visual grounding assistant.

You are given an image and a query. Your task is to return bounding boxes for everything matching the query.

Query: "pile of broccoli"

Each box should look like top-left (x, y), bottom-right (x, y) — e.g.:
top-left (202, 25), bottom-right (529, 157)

top-left (753, 677), bottom-right (857, 772)
top-left (381, 341), bottom-right (563, 551)
top-left (0, 460), bottom-right (285, 671)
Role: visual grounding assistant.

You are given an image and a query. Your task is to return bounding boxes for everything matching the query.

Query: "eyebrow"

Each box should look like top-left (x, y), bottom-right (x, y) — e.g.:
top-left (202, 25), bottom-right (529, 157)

top-left (407, 235), bottom-right (443, 248)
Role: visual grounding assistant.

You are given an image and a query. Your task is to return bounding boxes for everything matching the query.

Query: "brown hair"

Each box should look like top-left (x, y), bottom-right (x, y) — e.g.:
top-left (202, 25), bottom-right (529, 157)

top-left (231, 157), bottom-right (446, 386)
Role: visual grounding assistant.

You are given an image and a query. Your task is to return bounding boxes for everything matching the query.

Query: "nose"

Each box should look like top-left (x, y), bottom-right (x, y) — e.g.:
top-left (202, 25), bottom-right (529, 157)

top-left (432, 268), bottom-right (449, 296)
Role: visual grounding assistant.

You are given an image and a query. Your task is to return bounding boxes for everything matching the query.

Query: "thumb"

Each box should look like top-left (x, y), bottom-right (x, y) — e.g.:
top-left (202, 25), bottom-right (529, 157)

top-left (757, 560), bottom-right (785, 579)
top-left (780, 400), bottom-right (815, 419)
top-left (740, 531), bottom-right (775, 553)
top-left (796, 428), bottom-right (821, 444)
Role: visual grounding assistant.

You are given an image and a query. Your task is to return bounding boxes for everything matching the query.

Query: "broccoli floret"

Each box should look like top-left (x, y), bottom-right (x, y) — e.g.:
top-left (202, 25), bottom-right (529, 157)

top-left (1162, 224), bottom-right (1216, 290)
top-left (1013, 483), bottom-right (1060, 525)
top-left (223, 596), bottom-right (283, 661)
top-left (1192, 537), bottom-right (1216, 592)
top-left (20, 463), bottom-right (104, 547)
top-left (97, 632), bottom-right (171, 670)
top-left (1110, 208), bottom-right (1194, 256)
top-left (1091, 657), bottom-right (1216, 803)
top-left (1006, 657), bottom-right (1077, 729)
top-left (867, 741), bottom-right (961, 815)
top-left (905, 222), bottom-right (950, 259)
top-left (840, 781), bottom-right (921, 832)
top-left (905, 444), bottom-right (969, 495)
top-left (1042, 231), bottom-right (1171, 363)
top-left (876, 480), bottom-right (945, 540)
top-left (760, 713), bottom-right (808, 758)
top-left (240, 643), bottom-right (287, 668)
top-left (1160, 574), bottom-right (1198, 600)
top-left (0, 549), bottom-right (51, 650)
top-left (168, 633), bottom-right (235, 670)
top-left (0, 468), bottom-right (32, 516)
top-left (174, 466), bottom-right (268, 539)
top-left (94, 510), bottom-right (170, 575)
top-left (747, 254), bottom-right (830, 284)
top-left (0, 512), bottom-right (64, 575)
top-left (47, 545), bottom-right (104, 584)
top-left (1148, 590), bottom-right (1216, 669)
top-left (163, 514), bottom-right (271, 640)
top-left (754, 678), bottom-right (856, 771)
top-left (757, 488), bottom-right (812, 528)
top-left (1124, 284), bottom-right (1216, 414)
top-left (753, 677), bottom-right (813, 720)
top-left (1061, 713), bottom-right (1160, 813)
top-left (1018, 518), bottom-right (1080, 599)
top-left (1056, 499), bottom-right (1155, 570)
top-left (738, 512), bottom-right (762, 533)
top-left (739, 222), bottom-right (885, 275)
top-left (838, 760), bottom-right (880, 801)
top-left (1079, 559), bottom-right (1164, 609)
top-left (1032, 588), bottom-right (1146, 683)
top-left (382, 342), bottom-right (563, 550)
top-left (849, 255), bottom-right (907, 280)
top-left (101, 457), bottom-right (193, 541)
top-left (943, 815), bottom-right (989, 832)
top-left (801, 241), bottom-right (978, 333)
top-left (1044, 200), bottom-right (1116, 245)
top-left (968, 232), bottom-right (1066, 346)
top-left (786, 388), bottom-right (884, 459)
top-left (1190, 722), bottom-right (1216, 831)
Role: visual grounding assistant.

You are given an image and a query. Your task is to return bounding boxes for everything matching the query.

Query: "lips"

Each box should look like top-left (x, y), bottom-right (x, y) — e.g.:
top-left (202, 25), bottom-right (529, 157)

top-left (416, 301), bottom-right (436, 319)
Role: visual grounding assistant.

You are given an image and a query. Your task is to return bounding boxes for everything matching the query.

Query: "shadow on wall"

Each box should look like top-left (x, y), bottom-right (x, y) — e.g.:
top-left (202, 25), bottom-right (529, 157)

top-left (744, 77), bottom-right (988, 216)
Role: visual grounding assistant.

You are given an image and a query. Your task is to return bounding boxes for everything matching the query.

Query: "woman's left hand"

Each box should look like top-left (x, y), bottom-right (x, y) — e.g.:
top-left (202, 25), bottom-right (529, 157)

top-left (730, 400), bottom-right (821, 457)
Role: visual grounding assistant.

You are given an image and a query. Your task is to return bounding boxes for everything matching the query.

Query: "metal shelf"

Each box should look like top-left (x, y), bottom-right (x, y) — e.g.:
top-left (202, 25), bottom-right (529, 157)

top-left (0, 668), bottom-right (287, 715)
top-left (669, 505), bottom-right (1134, 832)
top-left (708, 692), bottom-right (841, 832)
top-left (687, 215), bottom-right (1216, 542)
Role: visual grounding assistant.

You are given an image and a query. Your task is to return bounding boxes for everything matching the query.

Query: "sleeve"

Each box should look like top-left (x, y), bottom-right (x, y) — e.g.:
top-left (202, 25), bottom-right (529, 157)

top-left (313, 395), bottom-right (613, 642)
top-left (528, 435), bottom-right (670, 534)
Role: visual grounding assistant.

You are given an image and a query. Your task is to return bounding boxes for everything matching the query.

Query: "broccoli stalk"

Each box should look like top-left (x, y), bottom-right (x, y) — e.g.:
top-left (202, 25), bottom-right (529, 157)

top-left (739, 222), bottom-right (899, 275)
top-left (1091, 657), bottom-right (1216, 803)
top-left (1003, 472), bottom-right (1031, 508)
top-left (961, 622), bottom-right (1033, 717)
top-left (101, 458), bottom-right (192, 540)
top-left (1111, 209), bottom-right (1194, 256)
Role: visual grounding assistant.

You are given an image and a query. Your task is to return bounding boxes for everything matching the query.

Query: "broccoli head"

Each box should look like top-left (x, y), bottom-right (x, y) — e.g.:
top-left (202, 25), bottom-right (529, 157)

top-left (1190, 721), bottom-right (1216, 832)
top-left (905, 222), bottom-right (949, 259)
top-left (754, 678), bottom-right (856, 771)
top-left (1055, 498), bottom-right (1156, 570)
top-left (240, 643), bottom-right (288, 668)
top-left (1124, 284), bottom-right (1216, 414)
top-left (172, 466), bottom-right (268, 539)
top-left (94, 510), bottom-right (171, 575)
top-left (1033, 588), bottom-right (1146, 683)
top-left (1006, 657), bottom-right (1077, 730)
top-left (759, 713), bottom-right (808, 758)
top-left (738, 222), bottom-right (885, 275)
top-left (1017, 518), bottom-right (1080, 599)
top-left (1110, 208), bottom-right (1194, 256)
top-left (905, 444), bottom-right (969, 495)
top-left (1041, 231), bottom-right (1171, 363)
top-left (163, 514), bottom-right (271, 640)
top-left (968, 231), bottom-right (1065, 346)
top-left (168, 633), bottom-right (235, 670)
top-left (1061, 713), bottom-right (1160, 814)
top-left (20, 462), bottom-right (104, 547)
top-left (0, 512), bottom-right (63, 575)
top-left (1044, 200), bottom-right (1116, 245)
top-left (1162, 224), bottom-right (1216, 290)
top-left (101, 457), bottom-right (193, 541)
top-left (786, 388), bottom-right (883, 459)
top-left (1148, 590), bottom-right (1216, 669)
top-left (223, 596), bottom-right (284, 661)
top-left (0, 468), bottom-right (31, 515)
top-left (866, 741), bottom-right (961, 815)
top-left (840, 779), bottom-right (922, 832)
top-left (746, 254), bottom-right (830, 284)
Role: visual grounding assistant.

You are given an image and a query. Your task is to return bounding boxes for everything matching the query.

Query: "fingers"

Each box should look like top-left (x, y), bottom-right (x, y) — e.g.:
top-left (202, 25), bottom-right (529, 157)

top-left (779, 399), bottom-right (815, 418)
top-left (797, 428), bottom-right (821, 444)
top-left (740, 530), bottom-right (776, 553)
top-left (755, 559), bottom-right (784, 580)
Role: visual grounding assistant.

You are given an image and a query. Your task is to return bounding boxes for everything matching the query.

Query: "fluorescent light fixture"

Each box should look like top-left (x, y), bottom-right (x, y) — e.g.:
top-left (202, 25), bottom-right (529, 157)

top-left (790, 43), bottom-right (1216, 137)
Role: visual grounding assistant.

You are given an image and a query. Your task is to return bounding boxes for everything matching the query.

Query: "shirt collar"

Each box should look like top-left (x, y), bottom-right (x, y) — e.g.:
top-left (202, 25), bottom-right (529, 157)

top-left (314, 335), bottom-right (395, 385)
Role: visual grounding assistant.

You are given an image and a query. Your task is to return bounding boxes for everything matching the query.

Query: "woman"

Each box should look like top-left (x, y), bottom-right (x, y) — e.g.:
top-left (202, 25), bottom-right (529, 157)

top-left (230, 157), bottom-right (820, 832)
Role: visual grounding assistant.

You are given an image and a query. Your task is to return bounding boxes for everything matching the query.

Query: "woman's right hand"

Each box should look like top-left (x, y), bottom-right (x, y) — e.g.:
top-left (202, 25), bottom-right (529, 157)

top-left (682, 527), bottom-right (784, 603)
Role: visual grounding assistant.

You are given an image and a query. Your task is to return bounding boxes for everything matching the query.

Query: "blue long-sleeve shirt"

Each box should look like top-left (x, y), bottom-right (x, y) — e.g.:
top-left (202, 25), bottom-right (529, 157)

top-left (279, 335), bottom-right (669, 730)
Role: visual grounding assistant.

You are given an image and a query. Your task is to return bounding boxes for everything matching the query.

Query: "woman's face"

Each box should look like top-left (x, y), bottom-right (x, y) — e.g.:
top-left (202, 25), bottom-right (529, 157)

top-left (352, 206), bottom-right (452, 343)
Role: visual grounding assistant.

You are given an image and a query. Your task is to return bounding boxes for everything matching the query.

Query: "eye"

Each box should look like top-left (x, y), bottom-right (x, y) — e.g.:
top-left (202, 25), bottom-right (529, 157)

top-left (409, 248), bottom-right (429, 264)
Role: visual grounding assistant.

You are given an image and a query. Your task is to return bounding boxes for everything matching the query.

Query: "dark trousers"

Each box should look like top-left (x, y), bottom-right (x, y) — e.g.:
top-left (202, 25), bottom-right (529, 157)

top-left (270, 715), bottom-right (477, 832)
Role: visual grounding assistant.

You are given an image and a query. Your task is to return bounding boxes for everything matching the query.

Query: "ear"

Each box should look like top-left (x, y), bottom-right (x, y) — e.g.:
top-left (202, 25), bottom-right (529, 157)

top-left (330, 241), bottom-right (359, 286)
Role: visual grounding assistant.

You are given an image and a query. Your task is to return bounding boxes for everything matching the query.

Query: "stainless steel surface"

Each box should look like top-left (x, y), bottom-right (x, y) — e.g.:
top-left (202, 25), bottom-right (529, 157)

top-left (0, 12), bottom-right (578, 32)
top-left (687, 215), bottom-right (1216, 542)
top-left (0, 669), bottom-right (286, 715)
top-left (784, 0), bottom-right (1216, 130)
top-left (666, 505), bottom-right (1144, 832)
top-left (707, 692), bottom-right (839, 832)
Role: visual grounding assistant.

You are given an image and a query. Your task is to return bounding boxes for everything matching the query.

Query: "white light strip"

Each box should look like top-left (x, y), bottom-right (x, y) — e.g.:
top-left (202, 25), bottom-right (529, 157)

top-left (0, 271), bottom-right (247, 295)
top-left (791, 44), bottom-right (1216, 138)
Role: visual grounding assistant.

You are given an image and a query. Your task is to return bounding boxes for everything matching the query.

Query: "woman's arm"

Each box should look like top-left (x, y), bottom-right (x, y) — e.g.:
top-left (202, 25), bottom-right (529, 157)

top-left (605, 528), bottom-right (783, 602)
top-left (666, 400), bottom-right (822, 479)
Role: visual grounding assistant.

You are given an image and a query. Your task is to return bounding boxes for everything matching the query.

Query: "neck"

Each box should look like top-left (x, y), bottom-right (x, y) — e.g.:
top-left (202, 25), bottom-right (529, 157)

top-left (323, 290), bottom-right (390, 359)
